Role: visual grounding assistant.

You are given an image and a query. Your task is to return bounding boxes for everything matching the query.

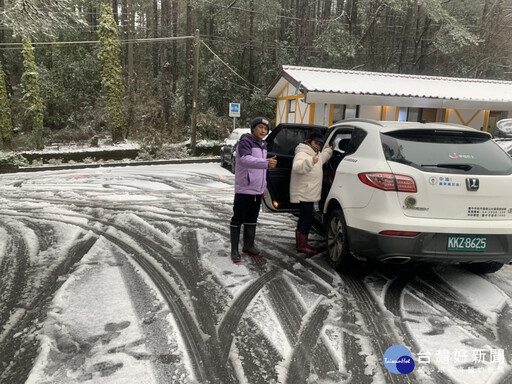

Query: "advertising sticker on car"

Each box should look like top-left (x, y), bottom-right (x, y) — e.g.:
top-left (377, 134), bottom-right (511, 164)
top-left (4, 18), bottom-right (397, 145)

top-left (447, 235), bottom-right (487, 252)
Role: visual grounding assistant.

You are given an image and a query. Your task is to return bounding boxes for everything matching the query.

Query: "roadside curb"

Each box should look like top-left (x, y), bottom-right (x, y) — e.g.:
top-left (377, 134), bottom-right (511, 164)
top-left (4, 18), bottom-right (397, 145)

top-left (0, 156), bottom-right (220, 174)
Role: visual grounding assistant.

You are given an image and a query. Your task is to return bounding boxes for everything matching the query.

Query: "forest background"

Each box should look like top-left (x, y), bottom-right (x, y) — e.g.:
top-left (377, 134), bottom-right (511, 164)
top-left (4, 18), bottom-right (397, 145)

top-left (0, 0), bottom-right (511, 159)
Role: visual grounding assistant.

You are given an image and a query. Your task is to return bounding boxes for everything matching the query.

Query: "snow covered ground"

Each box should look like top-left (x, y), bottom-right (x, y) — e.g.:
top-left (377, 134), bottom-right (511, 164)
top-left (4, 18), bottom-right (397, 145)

top-left (1, 162), bottom-right (512, 384)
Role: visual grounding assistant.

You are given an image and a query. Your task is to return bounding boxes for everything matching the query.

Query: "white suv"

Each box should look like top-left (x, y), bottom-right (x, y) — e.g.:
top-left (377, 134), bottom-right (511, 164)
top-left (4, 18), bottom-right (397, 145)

top-left (264, 120), bottom-right (512, 273)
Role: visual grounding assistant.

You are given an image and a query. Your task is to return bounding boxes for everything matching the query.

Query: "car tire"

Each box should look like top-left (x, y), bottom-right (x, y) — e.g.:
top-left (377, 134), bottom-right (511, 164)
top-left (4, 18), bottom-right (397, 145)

top-left (230, 156), bottom-right (236, 174)
top-left (462, 261), bottom-right (504, 274)
top-left (326, 208), bottom-right (354, 270)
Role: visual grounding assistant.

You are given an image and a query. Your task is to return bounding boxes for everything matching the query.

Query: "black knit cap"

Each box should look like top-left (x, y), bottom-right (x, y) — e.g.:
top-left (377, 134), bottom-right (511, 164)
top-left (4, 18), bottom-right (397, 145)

top-left (250, 117), bottom-right (271, 132)
top-left (309, 130), bottom-right (325, 144)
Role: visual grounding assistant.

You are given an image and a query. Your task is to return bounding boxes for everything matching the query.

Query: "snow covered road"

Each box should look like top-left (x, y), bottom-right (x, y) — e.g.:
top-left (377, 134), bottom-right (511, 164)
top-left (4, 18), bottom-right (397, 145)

top-left (1, 162), bottom-right (512, 384)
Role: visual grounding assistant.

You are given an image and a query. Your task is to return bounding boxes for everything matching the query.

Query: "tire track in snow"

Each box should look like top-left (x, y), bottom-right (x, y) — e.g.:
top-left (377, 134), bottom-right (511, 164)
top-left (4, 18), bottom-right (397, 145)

top-left (217, 267), bottom-right (281, 362)
top-left (0, 229), bottom-right (97, 384)
top-left (0, 222), bottom-right (29, 330)
top-left (341, 270), bottom-right (416, 384)
top-left (383, 265), bottom-right (512, 382)
top-left (410, 271), bottom-right (495, 341)
top-left (383, 270), bottom-right (457, 384)
top-left (0, 212), bottom-right (218, 384)
top-left (285, 300), bottom-right (331, 384)
top-left (340, 293), bottom-right (373, 384)
top-left (256, 237), bottom-right (418, 381)
top-left (130, 212), bottom-right (343, 381)
top-left (248, 258), bottom-right (340, 382)
top-left (3, 205), bottom-right (369, 382)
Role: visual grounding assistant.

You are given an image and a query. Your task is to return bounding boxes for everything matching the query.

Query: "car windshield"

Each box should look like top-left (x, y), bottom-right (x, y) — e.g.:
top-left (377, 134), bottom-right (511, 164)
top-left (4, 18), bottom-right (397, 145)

top-left (381, 129), bottom-right (512, 175)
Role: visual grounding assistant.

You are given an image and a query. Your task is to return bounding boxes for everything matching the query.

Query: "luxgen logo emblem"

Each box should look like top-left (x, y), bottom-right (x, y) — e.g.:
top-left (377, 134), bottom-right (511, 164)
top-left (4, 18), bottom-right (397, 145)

top-left (466, 178), bottom-right (480, 191)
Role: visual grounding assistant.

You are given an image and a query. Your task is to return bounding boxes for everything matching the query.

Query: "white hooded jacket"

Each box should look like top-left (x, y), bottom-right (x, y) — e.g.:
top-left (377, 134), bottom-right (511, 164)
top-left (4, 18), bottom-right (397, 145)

top-left (290, 142), bottom-right (333, 203)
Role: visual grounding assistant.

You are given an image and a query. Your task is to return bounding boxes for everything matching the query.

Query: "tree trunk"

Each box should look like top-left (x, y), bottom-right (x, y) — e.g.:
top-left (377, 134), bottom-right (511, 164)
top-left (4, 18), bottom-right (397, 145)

top-left (184, 0), bottom-right (193, 125)
top-left (161, 0), bottom-right (172, 131)
top-left (126, 0), bottom-right (135, 136)
top-left (296, 0), bottom-right (308, 63)
top-left (248, 0), bottom-right (255, 85)
top-left (152, 0), bottom-right (159, 78)
top-left (112, 0), bottom-right (119, 25)
top-left (171, 0), bottom-right (178, 97)
top-left (398, 4), bottom-right (413, 73)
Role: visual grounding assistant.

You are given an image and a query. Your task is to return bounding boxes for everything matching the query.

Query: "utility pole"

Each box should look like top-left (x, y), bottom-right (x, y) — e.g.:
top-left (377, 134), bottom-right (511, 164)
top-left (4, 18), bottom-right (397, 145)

top-left (190, 29), bottom-right (200, 156)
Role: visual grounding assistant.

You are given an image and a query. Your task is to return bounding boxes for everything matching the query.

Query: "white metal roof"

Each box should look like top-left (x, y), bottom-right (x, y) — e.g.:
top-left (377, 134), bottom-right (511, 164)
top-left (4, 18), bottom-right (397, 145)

top-left (267, 66), bottom-right (512, 110)
top-left (334, 119), bottom-right (491, 135)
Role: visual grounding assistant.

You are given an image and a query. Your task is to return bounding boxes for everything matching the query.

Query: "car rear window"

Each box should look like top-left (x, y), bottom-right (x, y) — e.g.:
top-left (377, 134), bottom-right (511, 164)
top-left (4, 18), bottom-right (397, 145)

top-left (381, 129), bottom-right (512, 175)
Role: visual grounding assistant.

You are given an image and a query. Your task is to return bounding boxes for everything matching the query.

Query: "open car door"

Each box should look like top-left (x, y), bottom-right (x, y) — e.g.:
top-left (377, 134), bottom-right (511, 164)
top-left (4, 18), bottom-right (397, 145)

top-left (263, 123), bottom-right (327, 212)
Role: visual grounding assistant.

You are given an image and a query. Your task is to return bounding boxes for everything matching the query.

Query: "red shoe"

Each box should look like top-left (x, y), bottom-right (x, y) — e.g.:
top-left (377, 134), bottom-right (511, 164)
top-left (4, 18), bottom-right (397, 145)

top-left (296, 232), bottom-right (316, 255)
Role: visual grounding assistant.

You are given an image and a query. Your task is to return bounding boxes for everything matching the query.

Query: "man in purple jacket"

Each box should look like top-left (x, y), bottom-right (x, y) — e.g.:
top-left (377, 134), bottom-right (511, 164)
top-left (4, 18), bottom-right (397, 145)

top-left (230, 117), bottom-right (277, 263)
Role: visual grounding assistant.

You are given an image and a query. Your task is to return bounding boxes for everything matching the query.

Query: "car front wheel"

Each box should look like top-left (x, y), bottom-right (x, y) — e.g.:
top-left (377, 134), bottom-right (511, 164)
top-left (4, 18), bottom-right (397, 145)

top-left (326, 208), bottom-right (354, 270)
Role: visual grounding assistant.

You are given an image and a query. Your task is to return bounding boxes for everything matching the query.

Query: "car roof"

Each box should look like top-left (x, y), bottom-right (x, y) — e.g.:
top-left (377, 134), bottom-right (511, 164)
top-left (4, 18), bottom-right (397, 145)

top-left (274, 123), bottom-right (327, 131)
top-left (331, 118), bottom-right (491, 137)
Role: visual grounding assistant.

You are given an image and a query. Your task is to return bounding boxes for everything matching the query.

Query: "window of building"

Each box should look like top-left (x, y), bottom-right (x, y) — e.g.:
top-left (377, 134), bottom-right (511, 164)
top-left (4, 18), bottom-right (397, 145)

top-left (407, 108), bottom-right (420, 122)
top-left (398, 107), bottom-right (408, 121)
top-left (288, 99), bottom-right (296, 113)
top-left (421, 108), bottom-right (437, 122)
top-left (345, 104), bottom-right (358, 119)
top-left (333, 104), bottom-right (344, 123)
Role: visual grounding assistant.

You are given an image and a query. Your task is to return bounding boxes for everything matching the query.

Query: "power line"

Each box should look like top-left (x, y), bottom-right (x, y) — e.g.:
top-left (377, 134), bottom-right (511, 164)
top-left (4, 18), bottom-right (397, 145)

top-left (0, 33), bottom-right (263, 92)
top-left (0, 35), bottom-right (194, 48)
top-left (201, 40), bottom-right (261, 92)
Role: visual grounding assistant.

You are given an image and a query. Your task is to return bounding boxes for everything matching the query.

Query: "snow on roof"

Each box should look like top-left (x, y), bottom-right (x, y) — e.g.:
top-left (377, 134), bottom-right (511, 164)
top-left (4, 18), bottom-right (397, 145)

top-left (267, 65), bottom-right (512, 109)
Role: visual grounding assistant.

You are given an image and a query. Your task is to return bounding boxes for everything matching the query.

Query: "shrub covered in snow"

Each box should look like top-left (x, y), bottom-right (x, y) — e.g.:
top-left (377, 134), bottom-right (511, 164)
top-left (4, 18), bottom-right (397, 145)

top-left (0, 152), bottom-right (29, 168)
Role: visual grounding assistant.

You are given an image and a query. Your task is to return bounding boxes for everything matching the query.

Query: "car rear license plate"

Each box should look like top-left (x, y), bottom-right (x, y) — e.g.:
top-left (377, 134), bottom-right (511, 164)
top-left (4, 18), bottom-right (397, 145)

top-left (447, 235), bottom-right (487, 252)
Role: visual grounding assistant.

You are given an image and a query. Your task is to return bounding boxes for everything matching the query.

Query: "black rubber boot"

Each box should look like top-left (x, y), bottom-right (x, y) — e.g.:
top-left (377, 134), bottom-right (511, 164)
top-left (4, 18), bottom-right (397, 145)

top-left (242, 224), bottom-right (263, 258)
top-left (230, 225), bottom-right (242, 263)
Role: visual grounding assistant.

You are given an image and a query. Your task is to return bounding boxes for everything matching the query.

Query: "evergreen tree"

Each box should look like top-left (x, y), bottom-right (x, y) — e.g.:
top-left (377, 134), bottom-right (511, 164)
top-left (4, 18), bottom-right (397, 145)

top-left (0, 61), bottom-right (13, 149)
top-left (1, 0), bottom-right (83, 37)
top-left (21, 36), bottom-right (44, 150)
top-left (98, 2), bottom-right (125, 143)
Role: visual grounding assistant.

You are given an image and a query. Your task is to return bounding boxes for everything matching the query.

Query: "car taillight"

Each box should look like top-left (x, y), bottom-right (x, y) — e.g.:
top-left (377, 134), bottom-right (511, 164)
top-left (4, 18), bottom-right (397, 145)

top-left (358, 172), bottom-right (417, 192)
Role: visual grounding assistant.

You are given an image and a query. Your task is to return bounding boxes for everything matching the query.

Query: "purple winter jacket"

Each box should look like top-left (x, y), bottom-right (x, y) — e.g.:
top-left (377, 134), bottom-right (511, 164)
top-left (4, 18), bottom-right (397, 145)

top-left (234, 134), bottom-right (269, 195)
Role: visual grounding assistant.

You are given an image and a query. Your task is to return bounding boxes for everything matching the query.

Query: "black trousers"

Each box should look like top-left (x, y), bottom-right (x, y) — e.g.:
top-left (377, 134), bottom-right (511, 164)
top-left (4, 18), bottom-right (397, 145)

top-left (231, 193), bottom-right (262, 226)
top-left (297, 201), bottom-right (314, 235)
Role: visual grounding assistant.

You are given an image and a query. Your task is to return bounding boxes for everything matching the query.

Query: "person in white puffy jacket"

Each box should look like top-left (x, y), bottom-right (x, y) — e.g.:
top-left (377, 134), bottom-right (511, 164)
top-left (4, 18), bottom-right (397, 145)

top-left (290, 131), bottom-right (333, 255)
